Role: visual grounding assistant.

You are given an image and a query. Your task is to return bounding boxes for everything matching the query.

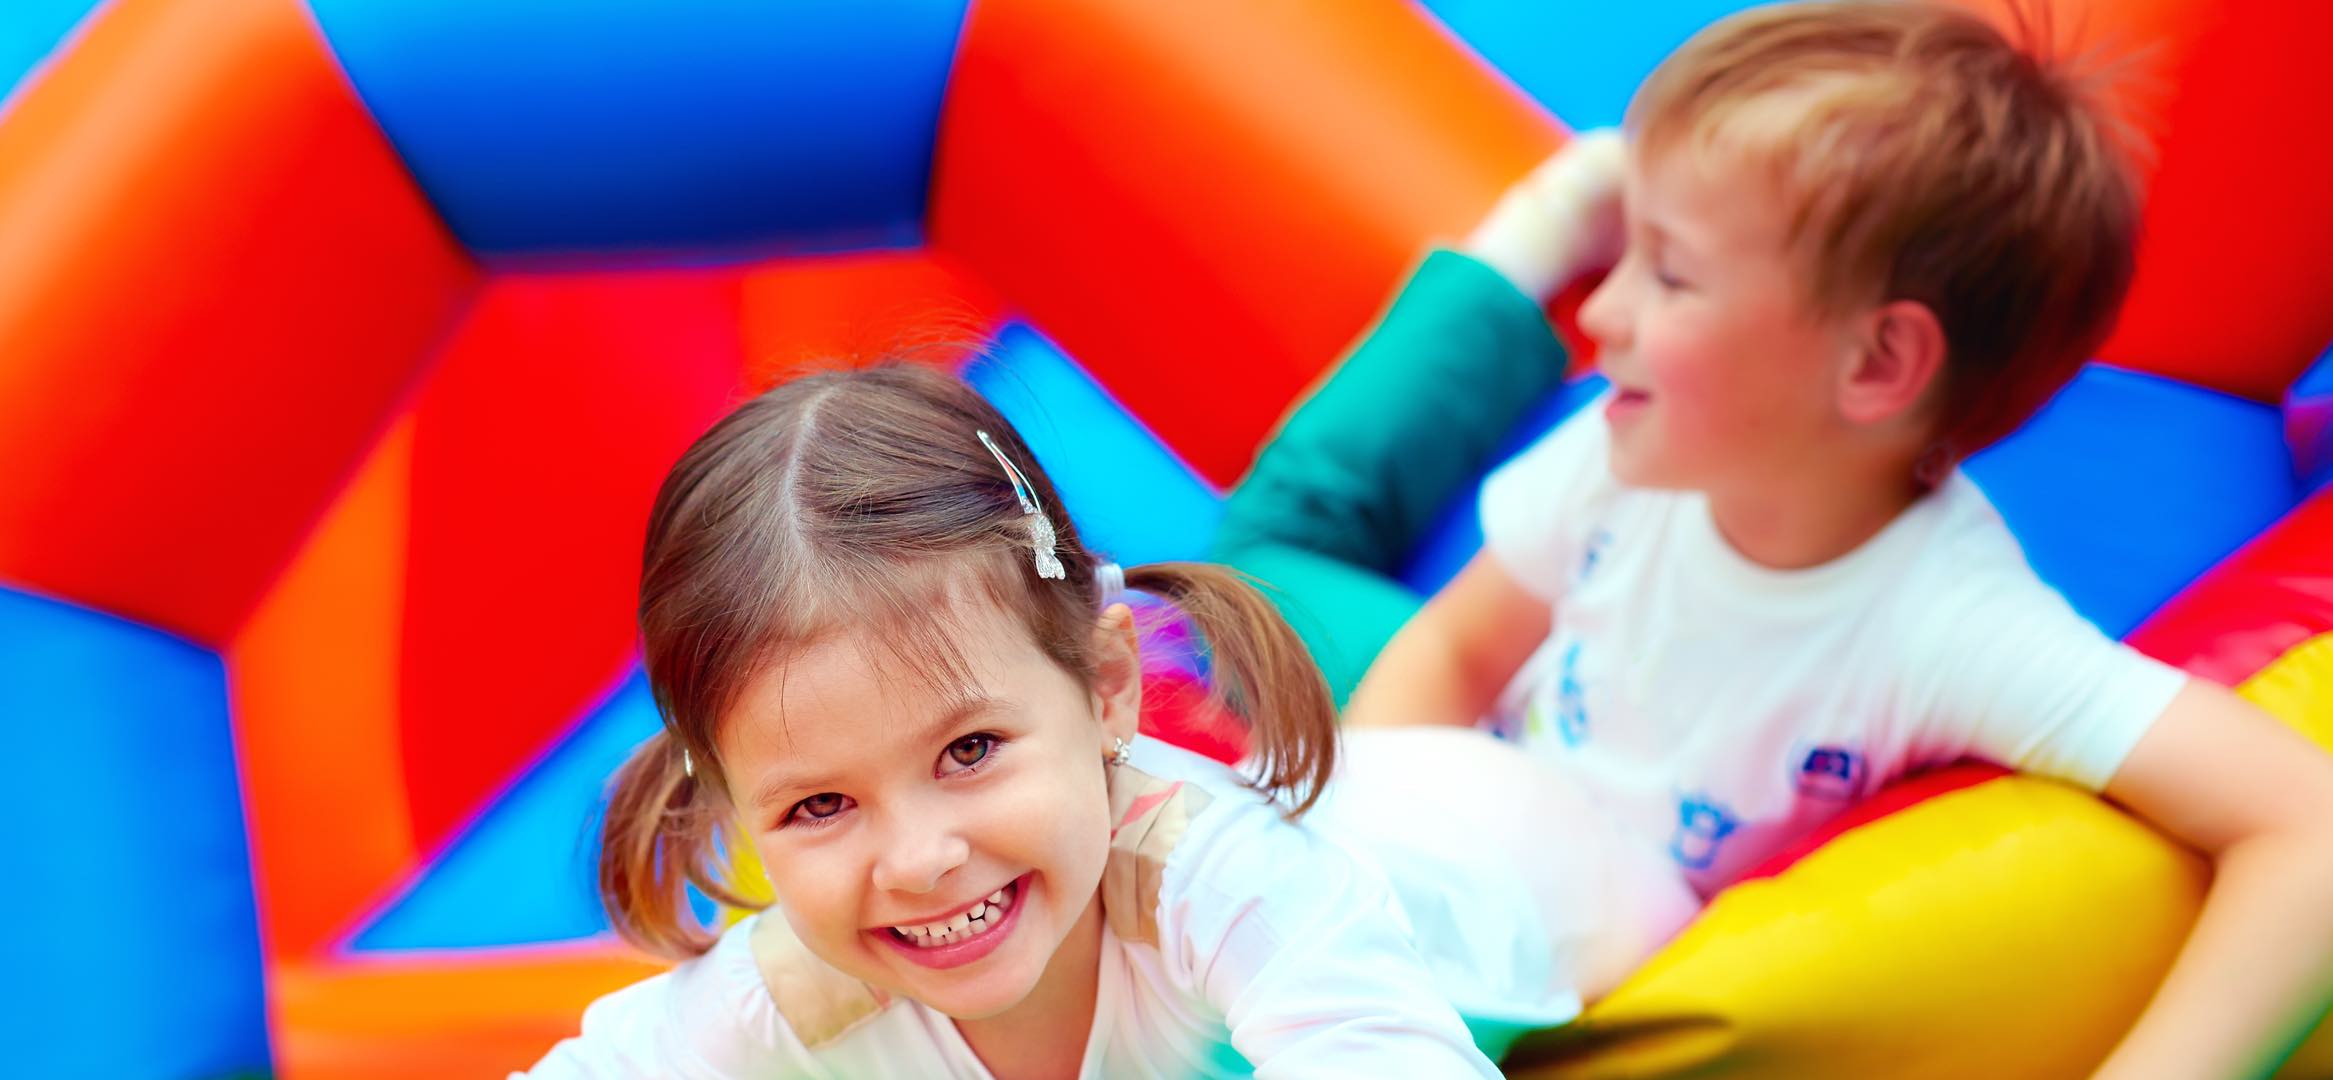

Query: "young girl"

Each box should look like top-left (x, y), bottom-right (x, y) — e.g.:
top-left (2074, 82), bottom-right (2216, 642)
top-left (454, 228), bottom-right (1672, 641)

top-left (519, 364), bottom-right (1570, 1078)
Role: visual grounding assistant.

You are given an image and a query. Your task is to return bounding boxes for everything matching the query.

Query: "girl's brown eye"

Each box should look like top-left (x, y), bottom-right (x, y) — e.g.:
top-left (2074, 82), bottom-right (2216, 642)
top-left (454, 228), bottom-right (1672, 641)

top-left (944, 734), bottom-right (993, 770)
top-left (793, 793), bottom-right (846, 822)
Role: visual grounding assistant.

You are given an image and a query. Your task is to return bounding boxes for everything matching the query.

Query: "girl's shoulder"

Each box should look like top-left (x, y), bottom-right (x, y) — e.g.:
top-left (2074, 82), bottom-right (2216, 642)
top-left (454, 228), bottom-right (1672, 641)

top-left (520, 917), bottom-right (834, 1078)
top-left (1098, 737), bottom-right (1236, 948)
top-left (1105, 736), bottom-right (1388, 949)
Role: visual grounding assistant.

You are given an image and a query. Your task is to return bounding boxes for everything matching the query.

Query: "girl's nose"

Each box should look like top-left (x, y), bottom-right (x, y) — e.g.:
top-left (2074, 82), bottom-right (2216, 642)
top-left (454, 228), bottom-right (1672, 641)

top-left (870, 810), bottom-right (972, 894)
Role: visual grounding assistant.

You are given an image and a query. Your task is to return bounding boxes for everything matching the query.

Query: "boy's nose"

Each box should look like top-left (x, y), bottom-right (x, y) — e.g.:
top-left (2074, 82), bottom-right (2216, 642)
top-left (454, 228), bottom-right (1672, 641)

top-left (1577, 258), bottom-right (1634, 351)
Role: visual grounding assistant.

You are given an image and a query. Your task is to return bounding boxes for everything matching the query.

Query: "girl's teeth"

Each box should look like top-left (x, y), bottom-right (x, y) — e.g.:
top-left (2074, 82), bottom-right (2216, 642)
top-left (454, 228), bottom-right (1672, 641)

top-left (890, 882), bottom-right (1018, 945)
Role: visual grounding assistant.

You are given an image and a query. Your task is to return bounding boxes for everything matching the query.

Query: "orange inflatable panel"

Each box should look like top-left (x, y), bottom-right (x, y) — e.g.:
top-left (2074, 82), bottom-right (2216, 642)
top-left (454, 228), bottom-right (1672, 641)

top-left (0, 0), bottom-right (480, 645)
top-left (229, 416), bottom-right (420, 961)
top-left (270, 942), bottom-right (665, 1078)
top-left (931, 0), bottom-right (1563, 486)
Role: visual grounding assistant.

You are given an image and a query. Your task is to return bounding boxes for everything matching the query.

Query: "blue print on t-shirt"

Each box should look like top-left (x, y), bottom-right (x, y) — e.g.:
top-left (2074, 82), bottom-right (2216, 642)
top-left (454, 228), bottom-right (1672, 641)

top-left (1578, 527), bottom-right (1612, 583)
top-left (1556, 641), bottom-right (1589, 746)
top-left (1491, 703), bottom-right (1526, 742)
top-left (1671, 794), bottom-right (1739, 871)
top-left (1793, 745), bottom-right (1864, 800)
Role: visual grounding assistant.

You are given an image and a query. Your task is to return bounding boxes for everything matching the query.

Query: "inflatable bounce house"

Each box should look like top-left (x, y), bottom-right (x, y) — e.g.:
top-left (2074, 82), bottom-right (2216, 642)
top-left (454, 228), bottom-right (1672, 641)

top-left (3, 0), bottom-right (2329, 1076)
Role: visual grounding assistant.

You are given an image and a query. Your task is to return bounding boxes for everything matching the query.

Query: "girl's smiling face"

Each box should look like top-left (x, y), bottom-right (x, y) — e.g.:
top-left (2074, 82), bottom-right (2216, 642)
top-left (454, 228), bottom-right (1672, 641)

top-left (717, 590), bottom-right (1140, 1021)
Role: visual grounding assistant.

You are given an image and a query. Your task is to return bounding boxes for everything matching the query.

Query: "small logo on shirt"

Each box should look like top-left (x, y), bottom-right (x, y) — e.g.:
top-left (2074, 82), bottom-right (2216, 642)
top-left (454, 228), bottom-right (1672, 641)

top-left (1670, 794), bottom-right (1739, 871)
top-left (1555, 642), bottom-right (1589, 747)
top-left (1793, 745), bottom-right (1865, 801)
top-left (1577, 528), bottom-right (1612, 583)
top-left (1489, 705), bottom-right (1525, 742)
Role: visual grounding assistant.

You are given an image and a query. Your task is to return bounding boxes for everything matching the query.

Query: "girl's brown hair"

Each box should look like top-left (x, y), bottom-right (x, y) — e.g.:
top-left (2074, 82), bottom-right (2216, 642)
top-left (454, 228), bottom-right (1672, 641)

top-left (600, 362), bottom-right (1338, 960)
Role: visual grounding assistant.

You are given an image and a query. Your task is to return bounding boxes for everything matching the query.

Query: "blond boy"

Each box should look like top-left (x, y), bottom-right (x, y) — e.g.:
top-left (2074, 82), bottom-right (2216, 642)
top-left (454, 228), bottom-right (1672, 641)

top-left (1238, 4), bottom-right (2333, 1076)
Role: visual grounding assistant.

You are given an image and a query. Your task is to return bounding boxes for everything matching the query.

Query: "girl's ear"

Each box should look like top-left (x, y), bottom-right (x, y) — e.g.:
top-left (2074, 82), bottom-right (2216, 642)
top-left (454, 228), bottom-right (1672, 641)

top-left (1091, 602), bottom-right (1143, 747)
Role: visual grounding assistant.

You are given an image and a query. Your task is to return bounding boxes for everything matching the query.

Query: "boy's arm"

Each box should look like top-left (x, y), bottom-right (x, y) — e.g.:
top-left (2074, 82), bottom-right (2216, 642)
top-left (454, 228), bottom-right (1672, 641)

top-left (1329, 131), bottom-right (1625, 728)
top-left (1211, 131), bottom-right (1623, 704)
top-left (1343, 550), bottom-right (1550, 730)
top-left (2092, 680), bottom-right (2333, 1080)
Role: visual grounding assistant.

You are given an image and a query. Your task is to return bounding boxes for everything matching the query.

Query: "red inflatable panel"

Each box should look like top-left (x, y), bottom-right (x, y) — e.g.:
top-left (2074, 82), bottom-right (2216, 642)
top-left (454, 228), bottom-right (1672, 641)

top-left (2128, 487), bottom-right (2333, 688)
top-left (1137, 668), bottom-right (1248, 767)
top-left (1961, 0), bottom-right (2333, 400)
top-left (931, 0), bottom-right (1562, 486)
top-left (0, 0), bottom-right (479, 644)
top-left (739, 249), bottom-right (1003, 390)
top-left (396, 271), bottom-right (746, 851)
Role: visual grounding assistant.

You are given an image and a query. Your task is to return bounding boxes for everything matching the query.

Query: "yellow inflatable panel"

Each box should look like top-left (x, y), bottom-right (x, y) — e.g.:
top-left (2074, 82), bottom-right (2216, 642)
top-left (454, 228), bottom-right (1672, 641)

top-left (1509, 633), bottom-right (2333, 1078)
top-left (2241, 634), bottom-right (2333, 753)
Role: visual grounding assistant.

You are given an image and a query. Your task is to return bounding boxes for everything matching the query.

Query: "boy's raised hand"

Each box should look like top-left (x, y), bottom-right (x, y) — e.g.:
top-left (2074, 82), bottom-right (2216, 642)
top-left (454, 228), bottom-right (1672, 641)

top-left (1463, 128), bottom-right (1627, 302)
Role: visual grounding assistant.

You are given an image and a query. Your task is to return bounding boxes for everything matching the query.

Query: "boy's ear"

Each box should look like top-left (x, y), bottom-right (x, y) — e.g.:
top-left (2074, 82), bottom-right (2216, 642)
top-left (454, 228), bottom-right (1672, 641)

top-left (1091, 602), bottom-right (1143, 747)
top-left (1839, 299), bottom-right (1947, 426)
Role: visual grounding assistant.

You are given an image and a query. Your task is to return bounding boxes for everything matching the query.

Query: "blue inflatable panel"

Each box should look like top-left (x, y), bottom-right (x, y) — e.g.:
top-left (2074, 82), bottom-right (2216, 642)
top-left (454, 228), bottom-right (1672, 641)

top-left (349, 669), bottom-right (719, 949)
top-left (1416, 0), bottom-right (1766, 128)
top-left (1969, 365), bottom-right (2295, 636)
top-left (0, 0), bottom-right (105, 114)
top-left (0, 587), bottom-right (268, 1077)
top-left (1399, 366), bottom-right (2291, 639)
top-left (966, 324), bottom-right (1225, 568)
top-left (2293, 345), bottom-right (2333, 399)
top-left (1401, 375), bottom-right (1608, 595)
top-left (2287, 343), bottom-right (2333, 492)
top-left (305, 0), bottom-right (968, 262)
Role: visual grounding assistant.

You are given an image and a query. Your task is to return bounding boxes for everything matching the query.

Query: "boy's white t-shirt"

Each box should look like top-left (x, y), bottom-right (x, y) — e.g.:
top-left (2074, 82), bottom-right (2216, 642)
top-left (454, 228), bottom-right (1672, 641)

top-left (1479, 392), bottom-right (2190, 895)
top-left (519, 737), bottom-right (1568, 1079)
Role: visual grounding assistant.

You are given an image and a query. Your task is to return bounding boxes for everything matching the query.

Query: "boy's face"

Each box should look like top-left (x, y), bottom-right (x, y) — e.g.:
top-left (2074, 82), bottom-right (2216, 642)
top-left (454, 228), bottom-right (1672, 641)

top-left (1578, 145), bottom-right (1859, 494)
top-left (717, 594), bottom-right (1120, 1022)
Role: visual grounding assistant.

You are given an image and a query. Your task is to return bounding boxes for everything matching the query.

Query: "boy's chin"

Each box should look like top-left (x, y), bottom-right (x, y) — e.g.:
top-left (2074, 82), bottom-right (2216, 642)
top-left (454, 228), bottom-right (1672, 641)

top-left (1606, 449), bottom-right (1684, 490)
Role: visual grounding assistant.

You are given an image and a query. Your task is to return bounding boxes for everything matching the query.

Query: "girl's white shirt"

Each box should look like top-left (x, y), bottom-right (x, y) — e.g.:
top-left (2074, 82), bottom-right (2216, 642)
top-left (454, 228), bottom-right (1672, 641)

top-left (519, 736), bottom-right (1563, 1078)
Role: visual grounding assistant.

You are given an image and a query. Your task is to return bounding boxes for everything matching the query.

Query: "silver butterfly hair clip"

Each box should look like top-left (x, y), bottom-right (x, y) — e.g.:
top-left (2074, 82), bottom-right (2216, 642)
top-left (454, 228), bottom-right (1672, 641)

top-left (976, 430), bottom-right (1066, 580)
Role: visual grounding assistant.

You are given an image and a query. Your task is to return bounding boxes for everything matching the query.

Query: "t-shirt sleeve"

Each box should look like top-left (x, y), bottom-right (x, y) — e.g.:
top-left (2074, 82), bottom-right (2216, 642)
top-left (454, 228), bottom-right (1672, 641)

top-left (514, 924), bottom-right (826, 1080)
top-left (1159, 808), bottom-right (1502, 1078)
top-left (1902, 561), bottom-right (2189, 790)
top-left (1478, 392), bottom-right (1616, 603)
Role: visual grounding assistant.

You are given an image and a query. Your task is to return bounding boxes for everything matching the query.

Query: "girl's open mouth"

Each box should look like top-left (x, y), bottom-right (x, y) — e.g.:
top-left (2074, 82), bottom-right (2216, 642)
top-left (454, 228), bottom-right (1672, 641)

top-left (875, 874), bottom-right (1028, 970)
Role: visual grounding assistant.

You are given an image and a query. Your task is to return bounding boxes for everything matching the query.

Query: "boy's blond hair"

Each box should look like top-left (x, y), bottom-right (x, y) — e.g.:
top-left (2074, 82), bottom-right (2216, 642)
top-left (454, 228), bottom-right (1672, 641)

top-left (1631, 0), bottom-right (2142, 462)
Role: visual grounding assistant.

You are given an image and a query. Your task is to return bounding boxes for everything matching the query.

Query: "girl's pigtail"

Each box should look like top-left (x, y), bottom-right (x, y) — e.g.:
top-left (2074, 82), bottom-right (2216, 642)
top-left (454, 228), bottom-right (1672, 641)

top-left (1124, 562), bottom-right (1338, 818)
top-left (597, 730), bottom-right (759, 960)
